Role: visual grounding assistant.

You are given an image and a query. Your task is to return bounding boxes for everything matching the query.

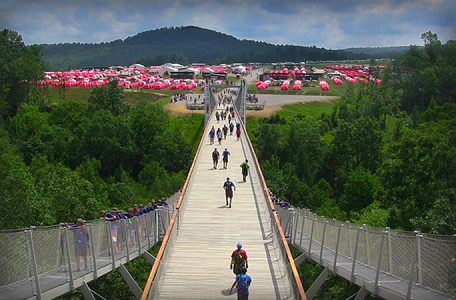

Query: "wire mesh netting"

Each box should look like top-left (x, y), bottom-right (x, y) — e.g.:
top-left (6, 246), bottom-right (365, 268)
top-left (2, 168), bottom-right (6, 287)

top-left (0, 207), bottom-right (171, 299)
top-left (283, 207), bottom-right (456, 297)
top-left (0, 230), bottom-right (30, 286)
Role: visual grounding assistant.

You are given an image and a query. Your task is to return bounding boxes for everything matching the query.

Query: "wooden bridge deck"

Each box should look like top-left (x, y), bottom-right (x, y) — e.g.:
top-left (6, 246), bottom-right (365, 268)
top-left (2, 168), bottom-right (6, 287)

top-left (152, 108), bottom-right (294, 299)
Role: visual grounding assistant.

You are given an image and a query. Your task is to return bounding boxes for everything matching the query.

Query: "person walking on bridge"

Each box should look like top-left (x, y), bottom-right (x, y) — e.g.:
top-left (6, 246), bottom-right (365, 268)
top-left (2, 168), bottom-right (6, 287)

top-left (223, 177), bottom-right (236, 208)
top-left (209, 126), bottom-right (215, 145)
top-left (212, 148), bottom-right (220, 169)
top-left (240, 160), bottom-right (250, 182)
top-left (230, 267), bottom-right (251, 300)
top-left (229, 122), bottom-right (234, 135)
top-left (230, 242), bottom-right (248, 275)
top-left (217, 128), bottom-right (223, 145)
top-left (223, 124), bottom-right (228, 139)
top-left (222, 148), bottom-right (230, 169)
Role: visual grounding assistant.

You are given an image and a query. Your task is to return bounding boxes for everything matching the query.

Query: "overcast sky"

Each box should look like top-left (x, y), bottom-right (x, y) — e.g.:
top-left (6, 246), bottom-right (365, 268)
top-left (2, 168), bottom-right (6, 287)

top-left (1, 0), bottom-right (455, 49)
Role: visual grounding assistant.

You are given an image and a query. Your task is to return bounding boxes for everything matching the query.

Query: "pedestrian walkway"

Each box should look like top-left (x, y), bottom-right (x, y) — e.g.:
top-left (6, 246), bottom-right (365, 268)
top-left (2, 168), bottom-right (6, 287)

top-left (150, 107), bottom-right (295, 299)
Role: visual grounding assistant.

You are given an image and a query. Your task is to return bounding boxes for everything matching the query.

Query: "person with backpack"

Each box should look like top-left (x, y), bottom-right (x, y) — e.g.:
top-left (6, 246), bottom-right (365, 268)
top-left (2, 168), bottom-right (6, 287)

top-left (223, 177), bottom-right (236, 208)
top-left (212, 148), bottom-right (220, 169)
top-left (240, 160), bottom-right (250, 182)
top-left (230, 267), bottom-right (251, 300)
top-left (222, 148), bottom-right (230, 169)
top-left (209, 126), bottom-right (215, 145)
top-left (230, 242), bottom-right (248, 275)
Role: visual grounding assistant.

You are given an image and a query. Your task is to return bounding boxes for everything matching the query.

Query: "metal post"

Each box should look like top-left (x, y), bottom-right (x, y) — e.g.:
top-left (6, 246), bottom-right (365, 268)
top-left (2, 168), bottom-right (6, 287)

top-left (123, 220), bottom-right (130, 261)
top-left (320, 221), bottom-right (328, 264)
top-left (346, 221), bottom-right (352, 258)
top-left (135, 217), bottom-right (141, 255)
top-left (155, 210), bottom-right (159, 242)
top-left (351, 227), bottom-right (361, 282)
top-left (386, 227), bottom-right (392, 274)
top-left (28, 227), bottom-right (41, 299)
top-left (406, 232), bottom-right (418, 300)
top-left (364, 224), bottom-right (370, 266)
top-left (106, 222), bottom-right (116, 270)
top-left (333, 224), bottom-right (343, 272)
top-left (415, 231), bottom-right (422, 286)
top-left (63, 227), bottom-right (74, 290)
top-left (309, 218), bottom-right (316, 255)
top-left (145, 214), bottom-right (151, 250)
top-left (374, 230), bottom-right (386, 294)
top-left (299, 215), bottom-right (306, 248)
top-left (292, 213), bottom-right (298, 245)
top-left (88, 224), bottom-right (97, 278)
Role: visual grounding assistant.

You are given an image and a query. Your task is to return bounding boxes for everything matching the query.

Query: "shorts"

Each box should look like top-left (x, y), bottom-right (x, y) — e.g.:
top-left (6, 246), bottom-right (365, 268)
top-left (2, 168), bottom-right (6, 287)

top-left (75, 245), bottom-right (88, 257)
top-left (226, 190), bottom-right (233, 198)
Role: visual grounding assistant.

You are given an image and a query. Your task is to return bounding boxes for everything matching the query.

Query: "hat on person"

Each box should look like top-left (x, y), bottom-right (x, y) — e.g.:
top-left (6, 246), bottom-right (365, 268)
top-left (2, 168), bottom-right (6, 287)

top-left (237, 241), bottom-right (242, 249)
top-left (76, 218), bottom-right (85, 224)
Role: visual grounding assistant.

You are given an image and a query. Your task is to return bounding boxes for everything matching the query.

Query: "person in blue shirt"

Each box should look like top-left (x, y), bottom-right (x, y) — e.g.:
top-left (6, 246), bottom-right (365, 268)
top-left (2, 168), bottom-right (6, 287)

top-left (230, 267), bottom-right (252, 300)
top-left (64, 219), bottom-right (89, 272)
top-left (209, 126), bottom-right (215, 145)
top-left (222, 148), bottom-right (230, 169)
top-left (223, 177), bottom-right (236, 208)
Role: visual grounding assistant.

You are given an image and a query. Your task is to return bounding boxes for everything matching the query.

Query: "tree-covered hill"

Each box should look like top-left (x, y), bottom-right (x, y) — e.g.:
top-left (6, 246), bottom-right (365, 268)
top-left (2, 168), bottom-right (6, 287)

top-left (40, 26), bottom-right (370, 70)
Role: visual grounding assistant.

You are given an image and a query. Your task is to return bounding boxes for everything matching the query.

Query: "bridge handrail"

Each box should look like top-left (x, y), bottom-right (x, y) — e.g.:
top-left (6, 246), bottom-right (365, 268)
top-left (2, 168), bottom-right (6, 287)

top-left (283, 207), bottom-right (456, 299)
top-left (236, 105), bottom-right (308, 300)
top-left (141, 107), bottom-right (212, 300)
top-left (0, 209), bottom-right (171, 299)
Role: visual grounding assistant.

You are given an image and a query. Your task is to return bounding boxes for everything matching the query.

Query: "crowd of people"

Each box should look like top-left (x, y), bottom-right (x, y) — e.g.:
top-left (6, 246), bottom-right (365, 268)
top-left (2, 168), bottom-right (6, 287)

top-left (64, 197), bottom-right (170, 272)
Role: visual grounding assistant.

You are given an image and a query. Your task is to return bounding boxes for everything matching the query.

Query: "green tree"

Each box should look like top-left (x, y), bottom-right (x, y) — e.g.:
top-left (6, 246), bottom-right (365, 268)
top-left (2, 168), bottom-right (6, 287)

top-left (88, 80), bottom-right (129, 115)
top-left (0, 29), bottom-right (44, 116)
top-left (341, 167), bottom-right (380, 213)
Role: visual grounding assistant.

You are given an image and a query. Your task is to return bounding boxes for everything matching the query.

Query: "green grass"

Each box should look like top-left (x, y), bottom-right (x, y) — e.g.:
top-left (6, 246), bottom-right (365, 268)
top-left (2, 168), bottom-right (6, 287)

top-left (278, 101), bottom-right (337, 121)
top-left (44, 86), bottom-right (203, 106)
top-left (45, 86), bottom-right (164, 105)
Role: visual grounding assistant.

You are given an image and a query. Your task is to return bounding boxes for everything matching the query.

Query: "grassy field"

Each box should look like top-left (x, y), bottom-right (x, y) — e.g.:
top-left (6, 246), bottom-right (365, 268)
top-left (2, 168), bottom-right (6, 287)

top-left (247, 80), bottom-right (348, 97)
top-left (277, 100), bottom-right (336, 121)
top-left (45, 86), bottom-right (166, 105)
top-left (247, 100), bottom-right (337, 140)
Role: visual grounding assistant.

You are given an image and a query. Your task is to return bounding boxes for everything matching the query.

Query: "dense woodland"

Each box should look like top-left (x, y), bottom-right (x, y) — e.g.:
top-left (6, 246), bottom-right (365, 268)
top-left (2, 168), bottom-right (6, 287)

top-left (39, 26), bottom-right (376, 70)
top-left (250, 32), bottom-right (456, 235)
top-left (0, 29), bottom-right (203, 230)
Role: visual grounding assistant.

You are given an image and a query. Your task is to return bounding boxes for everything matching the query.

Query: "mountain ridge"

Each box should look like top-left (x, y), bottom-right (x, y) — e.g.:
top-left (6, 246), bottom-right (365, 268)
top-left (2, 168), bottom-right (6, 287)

top-left (39, 26), bottom-right (404, 70)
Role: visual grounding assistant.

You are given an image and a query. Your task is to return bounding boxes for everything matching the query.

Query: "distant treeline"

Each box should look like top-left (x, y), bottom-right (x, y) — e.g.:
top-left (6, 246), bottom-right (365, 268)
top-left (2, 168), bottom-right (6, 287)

top-left (38, 26), bottom-right (400, 70)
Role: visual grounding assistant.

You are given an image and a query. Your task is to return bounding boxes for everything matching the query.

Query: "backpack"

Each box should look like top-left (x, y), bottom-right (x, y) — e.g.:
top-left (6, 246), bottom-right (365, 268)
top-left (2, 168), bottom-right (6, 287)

top-left (234, 250), bottom-right (245, 265)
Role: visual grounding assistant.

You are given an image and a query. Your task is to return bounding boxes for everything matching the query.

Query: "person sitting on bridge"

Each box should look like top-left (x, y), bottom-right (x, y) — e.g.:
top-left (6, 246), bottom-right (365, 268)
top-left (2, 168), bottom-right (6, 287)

top-left (64, 218), bottom-right (89, 272)
top-left (223, 177), bottom-right (236, 208)
top-left (230, 242), bottom-right (248, 275)
top-left (230, 267), bottom-right (251, 300)
top-left (212, 148), bottom-right (220, 169)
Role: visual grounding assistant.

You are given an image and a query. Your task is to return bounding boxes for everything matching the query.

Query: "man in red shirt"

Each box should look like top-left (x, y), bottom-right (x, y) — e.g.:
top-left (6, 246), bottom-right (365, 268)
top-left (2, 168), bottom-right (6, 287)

top-left (230, 242), bottom-right (248, 275)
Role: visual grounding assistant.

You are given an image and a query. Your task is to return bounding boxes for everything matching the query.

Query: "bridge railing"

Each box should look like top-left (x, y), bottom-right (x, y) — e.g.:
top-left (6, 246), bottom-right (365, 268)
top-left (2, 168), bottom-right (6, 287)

top-left (0, 209), bottom-right (171, 300)
top-left (281, 208), bottom-right (456, 298)
top-left (236, 106), bottom-right (307, 299)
